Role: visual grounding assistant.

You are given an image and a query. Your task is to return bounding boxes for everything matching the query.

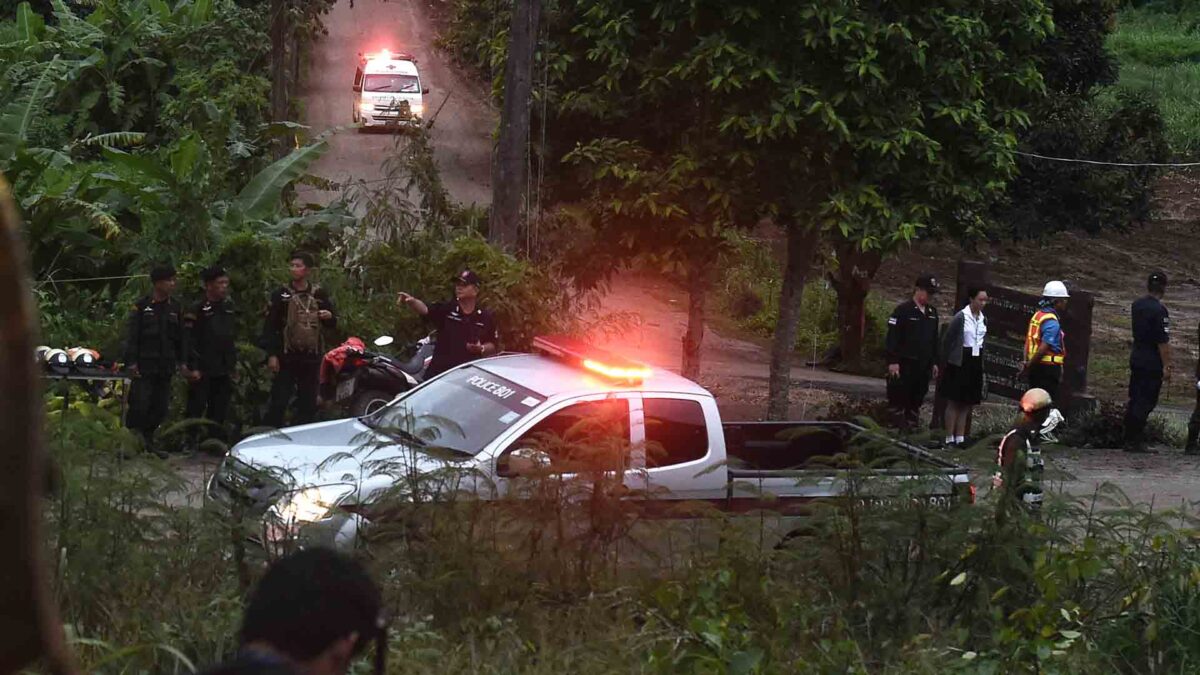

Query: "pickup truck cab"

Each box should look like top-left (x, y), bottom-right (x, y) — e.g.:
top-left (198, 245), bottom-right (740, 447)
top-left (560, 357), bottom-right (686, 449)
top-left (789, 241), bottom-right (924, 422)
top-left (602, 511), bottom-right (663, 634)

top-left (353, 50), bottom-right (428, 129)
top-left (209, 337), bottom-right (972, 550)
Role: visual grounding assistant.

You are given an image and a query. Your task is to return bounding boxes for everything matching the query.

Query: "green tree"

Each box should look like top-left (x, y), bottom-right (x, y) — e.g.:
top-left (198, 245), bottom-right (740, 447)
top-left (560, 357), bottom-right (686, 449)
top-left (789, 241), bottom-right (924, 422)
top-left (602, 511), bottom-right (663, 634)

top-left (564, 139), bottom-right (744, 379)
top-left (992, 0), bottom-right (1169, 239)
top-left (548, 1), bottom-right (758, 380)
top-left (569, 1), bottom-right (1052, 416)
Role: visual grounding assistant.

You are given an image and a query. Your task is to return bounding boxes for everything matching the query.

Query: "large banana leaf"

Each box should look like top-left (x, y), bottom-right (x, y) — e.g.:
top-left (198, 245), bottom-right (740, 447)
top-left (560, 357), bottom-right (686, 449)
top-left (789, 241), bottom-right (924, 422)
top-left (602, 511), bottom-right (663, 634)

top-left (101, 147), bottom-right (175, 186)
top-left (0, 56), bottom-right (59, 163)
top-left (232, 131), bottom-right (333, 221)
top-left (15, 2), bottom-right (46, 42)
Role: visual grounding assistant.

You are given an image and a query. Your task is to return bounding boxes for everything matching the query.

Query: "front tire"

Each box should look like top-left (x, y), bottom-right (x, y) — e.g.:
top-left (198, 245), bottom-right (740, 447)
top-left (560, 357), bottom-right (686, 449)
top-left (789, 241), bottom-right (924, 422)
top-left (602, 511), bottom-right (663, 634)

top-left (349, 389), bottom-right (394, 417)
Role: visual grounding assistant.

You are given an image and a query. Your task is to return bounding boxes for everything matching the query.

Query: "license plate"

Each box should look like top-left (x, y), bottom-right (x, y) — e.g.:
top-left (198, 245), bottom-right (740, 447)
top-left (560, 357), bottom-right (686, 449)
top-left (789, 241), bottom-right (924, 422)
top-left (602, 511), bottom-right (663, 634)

top-left (336, 379), bottom-right (356, 402)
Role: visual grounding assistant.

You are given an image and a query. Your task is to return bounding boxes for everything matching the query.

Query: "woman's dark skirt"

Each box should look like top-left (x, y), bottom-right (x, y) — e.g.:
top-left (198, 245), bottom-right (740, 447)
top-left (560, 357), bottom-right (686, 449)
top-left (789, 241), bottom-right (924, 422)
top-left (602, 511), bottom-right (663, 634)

top-left (939, 353), bottom-right (984, 405)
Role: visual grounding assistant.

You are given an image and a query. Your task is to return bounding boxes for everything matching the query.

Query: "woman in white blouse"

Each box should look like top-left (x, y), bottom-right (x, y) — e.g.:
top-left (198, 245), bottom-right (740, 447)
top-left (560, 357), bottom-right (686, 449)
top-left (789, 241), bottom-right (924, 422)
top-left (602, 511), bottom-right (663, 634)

top-left (937, 287), bottom-right (988, 447)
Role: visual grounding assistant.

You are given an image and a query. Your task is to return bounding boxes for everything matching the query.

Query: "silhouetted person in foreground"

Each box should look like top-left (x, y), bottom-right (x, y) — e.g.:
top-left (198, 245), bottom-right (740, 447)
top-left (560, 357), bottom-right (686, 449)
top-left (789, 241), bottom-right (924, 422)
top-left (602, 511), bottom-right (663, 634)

top-left (201, 549), bottom-right (384, 675)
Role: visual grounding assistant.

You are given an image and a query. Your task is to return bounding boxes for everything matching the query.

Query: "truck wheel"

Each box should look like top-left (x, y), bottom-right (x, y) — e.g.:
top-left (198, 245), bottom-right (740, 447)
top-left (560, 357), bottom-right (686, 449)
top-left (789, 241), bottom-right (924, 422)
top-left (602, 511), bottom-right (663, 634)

top-left (350, 389), bottom-right (393, 417)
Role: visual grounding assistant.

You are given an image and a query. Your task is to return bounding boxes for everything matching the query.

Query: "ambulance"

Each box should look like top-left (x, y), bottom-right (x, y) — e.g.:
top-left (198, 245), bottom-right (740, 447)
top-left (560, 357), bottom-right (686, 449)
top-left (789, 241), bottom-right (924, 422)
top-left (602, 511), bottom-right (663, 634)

top-left (352, 50), bottom-right (428, 130)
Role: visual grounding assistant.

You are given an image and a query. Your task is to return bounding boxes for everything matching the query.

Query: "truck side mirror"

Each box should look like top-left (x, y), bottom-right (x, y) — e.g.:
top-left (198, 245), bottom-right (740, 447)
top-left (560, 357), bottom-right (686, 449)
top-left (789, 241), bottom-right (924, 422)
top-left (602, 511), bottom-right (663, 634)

top-left (497, 448), bottom-right (551, 477)
top-left (422, 87), bottom-right (430, 95)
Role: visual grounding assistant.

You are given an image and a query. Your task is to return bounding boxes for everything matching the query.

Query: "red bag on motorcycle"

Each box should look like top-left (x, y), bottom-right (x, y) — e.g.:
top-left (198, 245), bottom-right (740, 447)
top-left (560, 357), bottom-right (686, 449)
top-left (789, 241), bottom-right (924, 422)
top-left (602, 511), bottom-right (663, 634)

top-left (321, 337), bottom-right (366, 385)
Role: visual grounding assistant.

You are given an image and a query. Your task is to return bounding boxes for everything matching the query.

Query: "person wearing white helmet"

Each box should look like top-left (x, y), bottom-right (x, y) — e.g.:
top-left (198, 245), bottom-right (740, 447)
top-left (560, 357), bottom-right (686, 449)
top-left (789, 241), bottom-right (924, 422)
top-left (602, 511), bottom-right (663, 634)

top-left (1019, 280), bottom-right (1069, 443)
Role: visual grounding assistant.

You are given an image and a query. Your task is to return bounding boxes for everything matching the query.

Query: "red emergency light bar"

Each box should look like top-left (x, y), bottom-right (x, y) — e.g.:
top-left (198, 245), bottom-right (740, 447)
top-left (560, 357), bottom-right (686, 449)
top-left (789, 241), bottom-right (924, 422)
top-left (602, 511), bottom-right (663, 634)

top-left (359, 49), bottom-right (417, 64)
top-left (532, 335), bottom-right (652, 382)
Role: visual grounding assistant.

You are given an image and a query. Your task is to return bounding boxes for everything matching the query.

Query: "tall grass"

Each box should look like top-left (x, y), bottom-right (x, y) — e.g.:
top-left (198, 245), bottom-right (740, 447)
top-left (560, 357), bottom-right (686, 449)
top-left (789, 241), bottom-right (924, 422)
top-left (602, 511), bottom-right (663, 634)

top-left (1105, 4), bottom-right (1200, 153)
top-left (37, 393), bottom-right (1200, 674)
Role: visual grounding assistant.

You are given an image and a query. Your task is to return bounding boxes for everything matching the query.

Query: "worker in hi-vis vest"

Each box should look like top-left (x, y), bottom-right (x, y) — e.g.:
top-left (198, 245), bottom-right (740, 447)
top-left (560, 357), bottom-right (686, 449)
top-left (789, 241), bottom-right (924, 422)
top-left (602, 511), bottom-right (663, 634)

top-left (1019, 280), bottom-right (1069, 443)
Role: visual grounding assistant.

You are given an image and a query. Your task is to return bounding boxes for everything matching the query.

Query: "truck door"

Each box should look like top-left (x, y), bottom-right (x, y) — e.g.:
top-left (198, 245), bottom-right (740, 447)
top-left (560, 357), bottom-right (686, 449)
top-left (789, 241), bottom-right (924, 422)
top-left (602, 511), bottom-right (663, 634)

top-left (493, 395), bottom-right (635, 489)
top-left (635, 394), bottom-right (726, 501)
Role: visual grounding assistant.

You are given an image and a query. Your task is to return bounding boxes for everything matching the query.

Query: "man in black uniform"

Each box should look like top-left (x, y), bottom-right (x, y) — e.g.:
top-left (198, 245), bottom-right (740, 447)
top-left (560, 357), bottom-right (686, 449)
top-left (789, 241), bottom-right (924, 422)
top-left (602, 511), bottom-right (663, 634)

top-left (183, 266), bottom-right (238, 446)
top-left (261, 252), bottom-right (337, 428)
top-left (885, 274), bottom-right (941, 430)
top-left (123, 264), bottom-right (185, 452)
top-left (1123, 272), bottom-right (1172, 452)
top-left (396, 269), bottom-right (498, 379)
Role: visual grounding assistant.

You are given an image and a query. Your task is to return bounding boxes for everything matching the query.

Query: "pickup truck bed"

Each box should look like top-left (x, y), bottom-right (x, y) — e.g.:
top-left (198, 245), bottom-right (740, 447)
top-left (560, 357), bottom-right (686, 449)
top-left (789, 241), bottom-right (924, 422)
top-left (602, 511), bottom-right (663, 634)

top-left (720, 421), bottom-right (970, 507)
top-left (723, 421), bottom-right (961, 473)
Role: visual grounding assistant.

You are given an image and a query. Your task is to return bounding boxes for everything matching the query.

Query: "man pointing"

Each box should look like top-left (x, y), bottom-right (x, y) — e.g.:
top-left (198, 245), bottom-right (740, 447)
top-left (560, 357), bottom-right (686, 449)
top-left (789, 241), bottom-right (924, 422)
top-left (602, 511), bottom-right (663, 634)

top-left (397, 269), bottom-right (499, 378)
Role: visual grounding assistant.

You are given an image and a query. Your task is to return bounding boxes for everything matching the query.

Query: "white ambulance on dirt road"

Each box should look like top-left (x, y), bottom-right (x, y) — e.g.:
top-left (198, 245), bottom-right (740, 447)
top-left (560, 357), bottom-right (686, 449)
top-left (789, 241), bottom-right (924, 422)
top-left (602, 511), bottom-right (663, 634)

top-left (352, 50), bottom-right (428, 130)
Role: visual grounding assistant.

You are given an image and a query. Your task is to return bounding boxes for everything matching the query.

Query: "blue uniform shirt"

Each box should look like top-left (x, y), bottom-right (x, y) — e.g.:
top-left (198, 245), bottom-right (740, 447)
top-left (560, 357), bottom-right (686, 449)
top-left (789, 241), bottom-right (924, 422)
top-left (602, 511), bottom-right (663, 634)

top-left (1037, 300), bottom-right (1064, 354)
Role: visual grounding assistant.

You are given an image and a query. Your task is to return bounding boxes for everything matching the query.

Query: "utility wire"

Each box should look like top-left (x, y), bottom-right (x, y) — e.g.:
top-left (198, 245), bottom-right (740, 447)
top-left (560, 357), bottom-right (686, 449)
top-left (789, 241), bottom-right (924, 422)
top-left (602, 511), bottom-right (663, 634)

top-left (1015, 150), bottom-right (1200, 168)
top-left (38, 274), bottom-right (148, 284)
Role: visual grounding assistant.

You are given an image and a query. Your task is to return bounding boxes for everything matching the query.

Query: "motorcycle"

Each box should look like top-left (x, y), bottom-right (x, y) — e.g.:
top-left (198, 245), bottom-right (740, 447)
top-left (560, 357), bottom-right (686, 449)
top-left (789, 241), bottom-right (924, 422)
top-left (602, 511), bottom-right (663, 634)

top-left (325, 334), bottom-right (435, 417)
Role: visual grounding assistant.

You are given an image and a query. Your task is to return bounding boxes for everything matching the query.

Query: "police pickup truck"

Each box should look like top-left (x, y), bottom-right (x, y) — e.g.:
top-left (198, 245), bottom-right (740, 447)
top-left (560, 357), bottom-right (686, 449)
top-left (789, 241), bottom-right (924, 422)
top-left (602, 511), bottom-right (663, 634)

top-left (209, 337), bottom-right (973, 550)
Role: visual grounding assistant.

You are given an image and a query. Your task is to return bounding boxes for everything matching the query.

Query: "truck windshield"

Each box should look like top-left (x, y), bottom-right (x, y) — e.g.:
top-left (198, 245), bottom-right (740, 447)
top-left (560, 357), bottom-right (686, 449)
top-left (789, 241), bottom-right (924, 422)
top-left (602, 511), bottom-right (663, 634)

top-left (364, 74), bottom-right (420, 93)
top-left (366, 366), bottom-right (543, 456)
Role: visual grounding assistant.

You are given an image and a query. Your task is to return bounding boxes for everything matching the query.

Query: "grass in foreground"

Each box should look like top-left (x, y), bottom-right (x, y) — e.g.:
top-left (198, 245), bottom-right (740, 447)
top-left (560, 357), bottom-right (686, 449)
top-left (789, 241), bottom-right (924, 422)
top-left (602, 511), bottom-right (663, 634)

top-left (32, 399), bottom-right (1200, 674)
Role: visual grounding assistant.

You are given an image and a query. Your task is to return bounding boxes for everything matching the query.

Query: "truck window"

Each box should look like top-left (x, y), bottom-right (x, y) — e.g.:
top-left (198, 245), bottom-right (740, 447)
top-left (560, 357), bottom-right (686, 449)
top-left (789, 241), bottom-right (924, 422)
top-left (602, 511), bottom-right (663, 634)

top-left (644, 398), bottom-right (708, 468)
top-left (500, 399), bottom-right (630, 475)
top-left (353, 66), bottom-right (364, 91)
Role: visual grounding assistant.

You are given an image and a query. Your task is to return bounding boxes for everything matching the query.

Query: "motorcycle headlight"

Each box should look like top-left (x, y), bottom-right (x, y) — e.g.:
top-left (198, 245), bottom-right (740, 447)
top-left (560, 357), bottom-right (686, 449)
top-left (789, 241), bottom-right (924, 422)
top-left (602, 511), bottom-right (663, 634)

top-left (271, 484), bottom-right (355, 524)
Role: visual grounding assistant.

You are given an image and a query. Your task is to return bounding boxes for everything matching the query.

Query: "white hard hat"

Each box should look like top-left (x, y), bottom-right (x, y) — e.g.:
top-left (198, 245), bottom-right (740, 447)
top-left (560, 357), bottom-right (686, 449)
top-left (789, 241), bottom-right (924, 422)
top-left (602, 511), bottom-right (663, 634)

top-left (1042, 281), bottom-right (1070, 298)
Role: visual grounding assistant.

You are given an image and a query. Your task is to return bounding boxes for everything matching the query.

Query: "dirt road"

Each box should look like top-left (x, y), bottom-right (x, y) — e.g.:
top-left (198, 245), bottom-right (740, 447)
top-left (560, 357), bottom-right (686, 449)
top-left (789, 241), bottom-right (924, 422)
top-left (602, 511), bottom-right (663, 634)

top-left (585, 274), bottom-right (886, 405)
top-left (299, 0), bottom-right (494, 206)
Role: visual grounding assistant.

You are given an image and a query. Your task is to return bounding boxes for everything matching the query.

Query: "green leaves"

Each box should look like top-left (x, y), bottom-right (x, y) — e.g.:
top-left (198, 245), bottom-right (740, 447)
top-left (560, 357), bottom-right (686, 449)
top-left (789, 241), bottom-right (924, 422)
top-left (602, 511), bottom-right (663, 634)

top-left (0, 56), bottom-right (59, 164)
top-left (15, 1), bottom-right (46, 43)
top-left (233, 131), bottom-right (333, 221)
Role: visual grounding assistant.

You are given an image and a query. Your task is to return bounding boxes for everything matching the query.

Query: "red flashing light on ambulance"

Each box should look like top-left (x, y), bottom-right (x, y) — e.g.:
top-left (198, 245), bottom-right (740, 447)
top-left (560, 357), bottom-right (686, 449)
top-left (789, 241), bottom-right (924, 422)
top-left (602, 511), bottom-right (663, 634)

top-left (532, 336), bottom-right (652, 383)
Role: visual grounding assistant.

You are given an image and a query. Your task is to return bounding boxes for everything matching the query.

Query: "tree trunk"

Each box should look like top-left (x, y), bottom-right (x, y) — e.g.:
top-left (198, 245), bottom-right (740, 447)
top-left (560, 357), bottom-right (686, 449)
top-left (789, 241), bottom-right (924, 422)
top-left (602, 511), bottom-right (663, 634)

top-left (291, 28), bottom-right (302, 98)
top-left (269, 0), bottom-right (289, 158)
top-left (767, 226), bottom-right (820, 420)
top-left (831, 241), bottom-right (882, 369)
top-left (489, 0), bottom-right (541, 251)
top-left (681, 261), bottom-right (708, 381)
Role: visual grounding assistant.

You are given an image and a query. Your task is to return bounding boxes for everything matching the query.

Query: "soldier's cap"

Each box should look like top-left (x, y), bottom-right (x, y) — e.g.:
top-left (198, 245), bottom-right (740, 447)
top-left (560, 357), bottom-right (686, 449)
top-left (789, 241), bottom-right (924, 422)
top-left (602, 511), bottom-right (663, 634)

top-left (915, 274), bottom-right (941, 294)
top-left (1149, 271), bottom-right (1168, 289)
top-left (1020, 388), bottom-right (1052, 414)
top-left (453, 269), bottom-right (482, 286)
top-left (150, 264), bottom-right (177, 282)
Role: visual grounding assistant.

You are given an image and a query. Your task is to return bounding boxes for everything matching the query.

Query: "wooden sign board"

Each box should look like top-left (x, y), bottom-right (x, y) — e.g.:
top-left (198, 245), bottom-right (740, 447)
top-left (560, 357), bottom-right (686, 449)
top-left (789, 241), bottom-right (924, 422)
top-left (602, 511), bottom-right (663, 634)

top-left (954, 260), bottom-right (1094, 405)
top-left (932, 261), bottom-right (1095, 430)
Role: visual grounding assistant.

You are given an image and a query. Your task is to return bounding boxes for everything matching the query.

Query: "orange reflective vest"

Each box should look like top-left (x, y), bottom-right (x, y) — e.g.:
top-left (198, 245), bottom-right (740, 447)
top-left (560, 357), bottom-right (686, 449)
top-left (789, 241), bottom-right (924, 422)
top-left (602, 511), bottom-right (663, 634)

top-left (1025, 310), bottom-right (1065, 365)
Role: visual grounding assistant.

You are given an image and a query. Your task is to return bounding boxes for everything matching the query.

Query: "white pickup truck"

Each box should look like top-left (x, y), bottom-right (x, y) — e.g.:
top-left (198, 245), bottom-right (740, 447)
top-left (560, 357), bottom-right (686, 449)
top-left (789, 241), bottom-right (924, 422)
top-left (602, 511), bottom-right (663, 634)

top-left (208, 337), bottom-right (973, 550)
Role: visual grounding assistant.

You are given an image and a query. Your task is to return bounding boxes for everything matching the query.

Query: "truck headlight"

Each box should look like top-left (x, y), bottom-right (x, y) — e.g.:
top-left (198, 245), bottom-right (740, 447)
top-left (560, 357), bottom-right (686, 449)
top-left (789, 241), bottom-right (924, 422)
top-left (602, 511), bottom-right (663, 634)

top-left (358, 101), bottom-right (374, 114)
top-left (271, 484), bottom-right (355, 524)
top-left (411, 103), bottom-right (423, 117)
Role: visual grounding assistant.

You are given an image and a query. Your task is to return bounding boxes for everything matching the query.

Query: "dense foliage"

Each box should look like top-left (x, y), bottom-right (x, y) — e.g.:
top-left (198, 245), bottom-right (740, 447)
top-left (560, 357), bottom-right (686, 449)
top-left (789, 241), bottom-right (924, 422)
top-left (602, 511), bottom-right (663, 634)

top-left (2, 0), bottom-right (588, 434)
top-left (42, 401), bottom-right (1200, 673)
top-left (993, 0), bottom-right (1171, 239)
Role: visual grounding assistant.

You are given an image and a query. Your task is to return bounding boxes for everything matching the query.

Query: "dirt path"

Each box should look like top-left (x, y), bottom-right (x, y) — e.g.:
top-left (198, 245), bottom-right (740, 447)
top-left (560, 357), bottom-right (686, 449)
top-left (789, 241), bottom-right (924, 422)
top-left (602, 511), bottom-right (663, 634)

top-left (585, 273), bottom-right (886, 407)
top-left (1051, 447), bottom-right (1200, 507)
top-left (298, 0), bottom-right (494, 206)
